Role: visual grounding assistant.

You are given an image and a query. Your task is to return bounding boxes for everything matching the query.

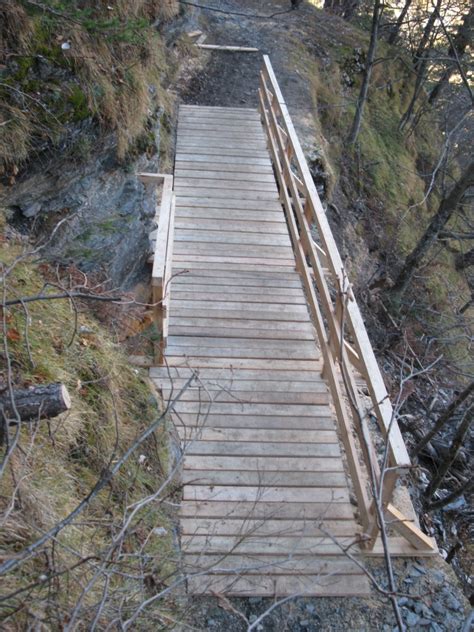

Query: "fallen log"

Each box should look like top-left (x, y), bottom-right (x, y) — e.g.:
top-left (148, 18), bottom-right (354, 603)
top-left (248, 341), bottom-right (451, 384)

top-left (0, 383), bottom-right (71, 424)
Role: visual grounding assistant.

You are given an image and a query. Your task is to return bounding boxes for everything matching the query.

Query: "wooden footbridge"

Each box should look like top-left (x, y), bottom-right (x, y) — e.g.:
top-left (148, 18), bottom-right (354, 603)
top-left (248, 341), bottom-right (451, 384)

top-left (141, 57), bottom-right (437, 597)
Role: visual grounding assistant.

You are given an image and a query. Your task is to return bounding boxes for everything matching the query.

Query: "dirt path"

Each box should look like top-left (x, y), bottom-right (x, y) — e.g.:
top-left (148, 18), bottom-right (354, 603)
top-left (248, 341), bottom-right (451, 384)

top-left (180, 0), bottom-right (317, 129)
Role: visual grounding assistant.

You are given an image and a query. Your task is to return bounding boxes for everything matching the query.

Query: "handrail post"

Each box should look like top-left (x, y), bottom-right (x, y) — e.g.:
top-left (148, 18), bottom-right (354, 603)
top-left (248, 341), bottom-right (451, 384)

top-left (138, 172), bottom-right (175, 365)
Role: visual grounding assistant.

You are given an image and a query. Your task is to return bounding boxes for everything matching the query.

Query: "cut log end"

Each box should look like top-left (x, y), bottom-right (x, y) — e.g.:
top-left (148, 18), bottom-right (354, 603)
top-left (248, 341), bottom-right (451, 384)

top-left (0, 383), bottom-right (72, 425)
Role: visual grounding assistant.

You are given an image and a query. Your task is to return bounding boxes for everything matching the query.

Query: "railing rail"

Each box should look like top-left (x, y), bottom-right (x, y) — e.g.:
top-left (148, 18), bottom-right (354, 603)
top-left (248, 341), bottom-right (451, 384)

top-left (138, 173), bottom-right (175, 364)
top-left (259, 55), bottom-right (434, 551)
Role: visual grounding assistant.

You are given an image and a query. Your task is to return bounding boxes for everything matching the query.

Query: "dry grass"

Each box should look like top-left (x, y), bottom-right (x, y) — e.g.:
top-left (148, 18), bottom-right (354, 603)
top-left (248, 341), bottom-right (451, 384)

top-left (0, 226), bottom-right (176, 628)
top-left (0, 0), bottom-right (179, 169)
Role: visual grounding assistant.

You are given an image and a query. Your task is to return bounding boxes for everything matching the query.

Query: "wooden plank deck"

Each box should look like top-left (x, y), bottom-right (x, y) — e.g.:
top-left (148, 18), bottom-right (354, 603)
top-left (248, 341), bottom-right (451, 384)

top-left (151, 104), bottom-right (372, 597)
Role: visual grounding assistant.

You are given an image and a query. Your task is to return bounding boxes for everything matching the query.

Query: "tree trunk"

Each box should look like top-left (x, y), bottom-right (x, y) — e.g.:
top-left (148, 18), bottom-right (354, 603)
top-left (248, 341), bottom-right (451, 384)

top-left (455, 247), bottom-right (474, 271)
top-left (399, 54), bottom-right (429, 131)
top-left (387, 0), bottom-right (413, 45)
top-left (391, 161), bottom-right (474, 296)
top-left (342, 0), bottom-right (360, 20)
top-left (347, 0), bottom-right (381, 145)
top-left (414, 381), bottom-right (474, 456)
top-left (0, 383), bottom-right (71, 424)
top-left (424, 403), bottom-right (473, 499)
top-left (428, 4), bottom-right (474, 104)
top-left (413, 0), bottom-right (442, 68)
top-left (427, 475), bottom-right (473, 510)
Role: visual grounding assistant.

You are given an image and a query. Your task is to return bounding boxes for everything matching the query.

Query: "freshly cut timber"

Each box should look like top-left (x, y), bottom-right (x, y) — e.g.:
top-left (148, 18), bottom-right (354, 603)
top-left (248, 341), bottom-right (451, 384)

top-left (0, 383), bottom-right (71, 424)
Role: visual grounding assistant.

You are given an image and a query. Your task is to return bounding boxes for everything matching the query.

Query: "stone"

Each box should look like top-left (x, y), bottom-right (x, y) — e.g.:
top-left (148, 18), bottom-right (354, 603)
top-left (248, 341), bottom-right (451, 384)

top-left (153, 527), bottom-right (167, 537)
top-left (432, 570), bottom-right (445, 583)
top-left (21, 201), bottom-right (42, 218)
top-left (445, 595), bottom-right (462, 611)
top-left (441, 496), bottom-right (467, 512)
top-left (432, 602), bottom-right (445, 615)
top-left (406, 612), bottom-right (420, 627)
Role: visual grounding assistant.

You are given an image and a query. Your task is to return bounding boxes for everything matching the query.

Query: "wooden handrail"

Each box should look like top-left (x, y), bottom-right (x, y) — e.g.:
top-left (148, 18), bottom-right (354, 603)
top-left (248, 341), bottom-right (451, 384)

top-left (259, 56), bottom-right (434, 551)
top-left (138, 172), bottom-right (175, 364)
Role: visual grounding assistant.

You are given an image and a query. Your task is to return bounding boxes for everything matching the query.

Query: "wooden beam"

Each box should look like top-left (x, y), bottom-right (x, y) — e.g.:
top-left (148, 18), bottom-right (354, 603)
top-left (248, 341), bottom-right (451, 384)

top-left (197, 44), bottom-right (260, 52)
top-left (386, 504), bottom-right (437, 551)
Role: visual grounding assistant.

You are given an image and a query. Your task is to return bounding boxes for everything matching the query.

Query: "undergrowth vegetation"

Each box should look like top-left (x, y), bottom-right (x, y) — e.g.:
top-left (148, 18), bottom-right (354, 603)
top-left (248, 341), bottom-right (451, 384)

top-left (0, 215), bottom-right (178, 628)
top-left (0, 0), bottom-right (179, 170)
top-left (294, 20), bottom-right (472, 374)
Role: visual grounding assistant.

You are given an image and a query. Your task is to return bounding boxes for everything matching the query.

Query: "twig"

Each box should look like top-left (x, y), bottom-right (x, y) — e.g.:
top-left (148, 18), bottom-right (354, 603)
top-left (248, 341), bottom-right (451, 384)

top-left (4, 292), bottom-right (123, 307)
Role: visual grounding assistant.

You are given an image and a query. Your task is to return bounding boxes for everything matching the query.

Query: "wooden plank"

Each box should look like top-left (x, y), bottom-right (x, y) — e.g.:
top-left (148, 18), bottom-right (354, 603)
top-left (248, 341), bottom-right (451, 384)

top-left (169, 291), bottom-right (304, 305)
top-left (175, 162), bottom-right (274, 175)
top-left (166, 346), bottom-right (319, 361)
top-left (154, 377), bottom-right (326, 393)
top-left (182, 442), bottom-right (340, 458)
top-left (167, 340), bottom-right (320, 361)
top-left (386, 504), bottom-right (436, 551)
top-left (196, 44), bottom-right (260, 52)
top-left (181, 470), bottom-right (346, 488)
top-left (173, 255), bottom-right (295, 268)
top-left (178, 120), bottom-right (263, 130)
top-left (174, 219), bottom-right (288, 234)
top-left (171, 304), bottom-right (309, 321)
top-left (174, 169), bottom-right (276, 183)
top-left (365, 537), bottom-right (439, 557)
top-left (164, 356), bottom-right (321, 370)
top-left (169, 390), bottom-right (329, 406)
top-left (174, 230), bottom-right (290, 247)
top-left (171, 298), bottom-right (307, 314)
top-left (169, 322), bottom-right (314, 339)
top-left (182, 486), bottom-right (348, 503)
top-left (175, 178), bottom-right (277, 191)
top-left (151, 366), bottom-right (322, 381)
top-left (172, 283), bottom-right (302, 297)
top-left (180, 105), bottom-right (258, 112)
top-left (177, 126), bottom-right (265, 136)
top-left (177, 427), bottom-right (336, 443)
top-left (185, 574), bottom-right (371, 597)
top-left (183, 455), bottom-right (343, 473)
top-left (176, 136), bottom-right (265, 146)
top-left (175, 187), bottom-right (278, 201)
top-left (175, 208), bottom-right (284, 221)
top-left (183, 554), bottom-right (361, 575)
top-left (176, 154), bottom-right (271, 166)
top-left (174, 401), bottom-right (331, 417)
top-left (172, 261), bottom-right (296, 273)
top-left (165, 343), bottom-right (317, 361)
top-left (179, 501), bottom-right (356, 520)
top-left (173, 273), bottom-right (302, 287)
top-left (182, 536), bottom-right (356, 555)
top-left (176, 149), bottom-right (271, 161)
top-left (179, 113), bottom-right (261, 123)
top-left (182, 518), bottom-right (357, 537)
top-left (151, 174), bottom-right (173, 282)
top-left (174, 414), bottom-right (333, 430)
top-left (175, 197), bottom-right (282, 211)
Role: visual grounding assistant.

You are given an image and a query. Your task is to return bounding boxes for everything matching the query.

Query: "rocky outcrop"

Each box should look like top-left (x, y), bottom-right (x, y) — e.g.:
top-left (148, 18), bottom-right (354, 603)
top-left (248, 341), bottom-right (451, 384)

top-left (1, 129), bottom-right (164, 288)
